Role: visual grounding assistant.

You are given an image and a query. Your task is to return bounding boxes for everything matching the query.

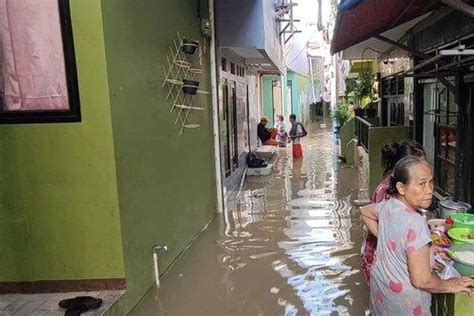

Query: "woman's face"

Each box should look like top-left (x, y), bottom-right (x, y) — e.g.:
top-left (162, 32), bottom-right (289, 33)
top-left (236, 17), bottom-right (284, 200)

top-left (397, 163), bottom-right (434, 210)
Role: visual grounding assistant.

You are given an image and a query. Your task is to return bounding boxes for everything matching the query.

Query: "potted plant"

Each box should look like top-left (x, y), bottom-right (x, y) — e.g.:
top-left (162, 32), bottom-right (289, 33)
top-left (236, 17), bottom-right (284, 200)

top-left (345, 74), bottom-right (377, 114)
top-left (333, 102), bottom-right (352, 132)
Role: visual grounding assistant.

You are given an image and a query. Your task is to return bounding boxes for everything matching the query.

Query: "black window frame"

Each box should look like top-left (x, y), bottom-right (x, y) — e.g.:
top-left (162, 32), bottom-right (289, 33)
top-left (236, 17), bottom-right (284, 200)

top-left (434, 124), bottom-right (457, 196)
top-left (389, 98), bottom-right (405, 126)
top-left (433, 84), bottom-right (458, 196)
top-left (382, 77), bottom-right (405, 126)
top-left (0, 0), bottom-right (81, 125)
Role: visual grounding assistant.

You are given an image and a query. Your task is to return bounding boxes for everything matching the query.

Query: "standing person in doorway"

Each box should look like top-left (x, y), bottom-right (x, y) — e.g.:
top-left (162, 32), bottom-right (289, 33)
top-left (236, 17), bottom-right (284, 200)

top-left (275, 115), bottom-right (288, 147)
top-left (289, 114), bottom-right (307, 159)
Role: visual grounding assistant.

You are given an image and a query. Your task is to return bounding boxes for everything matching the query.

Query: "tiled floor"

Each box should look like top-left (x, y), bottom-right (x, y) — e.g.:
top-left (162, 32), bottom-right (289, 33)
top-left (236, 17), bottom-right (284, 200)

top-left (0, 290), bottom-right (124, 316)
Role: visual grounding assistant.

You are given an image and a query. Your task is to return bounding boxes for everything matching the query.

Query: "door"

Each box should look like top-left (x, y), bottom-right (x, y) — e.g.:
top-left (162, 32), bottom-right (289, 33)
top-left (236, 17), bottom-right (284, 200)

top-left (246, 85), bottom-right (251, 152)
top-left (221, 80), bottom-right (231, 177)
top-left (287, 80), bottom-right (293, 115)
top-left (434, 83), bottom-right (457, 196)
top-left (272, 80), bottom-right (282, 119)
top-left (229, 81), bottom-right (239, 172)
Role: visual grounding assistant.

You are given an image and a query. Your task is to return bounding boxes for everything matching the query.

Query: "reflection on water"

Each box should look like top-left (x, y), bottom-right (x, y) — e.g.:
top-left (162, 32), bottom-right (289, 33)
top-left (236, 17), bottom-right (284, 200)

top-left (132, 132), bottom-right (369, 316)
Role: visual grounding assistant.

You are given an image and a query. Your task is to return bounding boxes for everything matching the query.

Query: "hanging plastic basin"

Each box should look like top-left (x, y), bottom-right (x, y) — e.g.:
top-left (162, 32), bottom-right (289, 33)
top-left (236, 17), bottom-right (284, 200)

top-left (451, 213), bottom-right (474, 229)
top-left (447, 244), bottom-right (474, 276)
top-left (447, 227), bottom-right (474, 245)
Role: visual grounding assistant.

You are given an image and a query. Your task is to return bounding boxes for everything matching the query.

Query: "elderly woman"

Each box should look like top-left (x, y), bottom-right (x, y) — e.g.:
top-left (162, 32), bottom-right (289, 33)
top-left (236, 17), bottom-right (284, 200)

top-left (361, 156), bottom-right (474, 315)
top-left (362, 140), bottom-right (426, 284)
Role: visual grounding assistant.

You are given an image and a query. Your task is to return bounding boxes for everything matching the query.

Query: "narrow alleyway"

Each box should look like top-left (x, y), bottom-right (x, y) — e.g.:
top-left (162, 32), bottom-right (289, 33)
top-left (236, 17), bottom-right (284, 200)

top-left (132, 128), bottom-right (369, 315)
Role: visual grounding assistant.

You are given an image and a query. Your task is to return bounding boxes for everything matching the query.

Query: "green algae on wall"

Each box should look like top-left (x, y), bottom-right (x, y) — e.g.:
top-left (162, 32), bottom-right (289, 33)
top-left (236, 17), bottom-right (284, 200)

top-left (100, 0), bottom-right (218, 313)
top-left (0, 0), bottom-right (125, 282)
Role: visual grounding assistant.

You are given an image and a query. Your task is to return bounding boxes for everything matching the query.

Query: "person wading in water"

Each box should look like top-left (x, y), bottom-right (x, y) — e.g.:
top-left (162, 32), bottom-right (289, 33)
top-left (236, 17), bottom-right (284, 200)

top-left (289, 114), bottom-right (307, 159)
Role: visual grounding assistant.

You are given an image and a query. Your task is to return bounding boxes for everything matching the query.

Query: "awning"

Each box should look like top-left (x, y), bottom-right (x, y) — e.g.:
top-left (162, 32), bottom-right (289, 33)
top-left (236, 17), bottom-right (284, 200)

top-left (342, 14), bottom-right (429, 60)
top-left (331, 0), bottom-right (439, 55)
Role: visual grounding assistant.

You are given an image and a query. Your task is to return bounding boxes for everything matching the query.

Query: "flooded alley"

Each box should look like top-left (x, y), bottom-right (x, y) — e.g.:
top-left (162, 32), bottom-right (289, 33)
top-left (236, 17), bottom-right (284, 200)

top-left (132, 129), bottom-right (369, 315)
top-left (3, 2), bottom-right (474, 315)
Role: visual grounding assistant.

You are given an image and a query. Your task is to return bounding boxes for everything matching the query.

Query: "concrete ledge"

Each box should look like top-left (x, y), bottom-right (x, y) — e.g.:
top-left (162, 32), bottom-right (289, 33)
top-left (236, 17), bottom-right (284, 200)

top-left (255, 145), bottom-right (277, 160)
top-left (247, 164), bottom-right (273, 176)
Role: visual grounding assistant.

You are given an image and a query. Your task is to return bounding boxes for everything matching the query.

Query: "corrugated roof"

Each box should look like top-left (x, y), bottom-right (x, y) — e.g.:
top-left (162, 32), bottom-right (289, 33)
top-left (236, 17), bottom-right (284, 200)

top-left (331, 0), bottom-right (439, 55)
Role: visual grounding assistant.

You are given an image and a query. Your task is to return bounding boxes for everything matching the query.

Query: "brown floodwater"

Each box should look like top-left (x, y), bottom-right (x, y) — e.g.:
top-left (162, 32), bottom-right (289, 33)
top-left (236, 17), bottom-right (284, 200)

top-left (131, 131), bottom-right (369, 315)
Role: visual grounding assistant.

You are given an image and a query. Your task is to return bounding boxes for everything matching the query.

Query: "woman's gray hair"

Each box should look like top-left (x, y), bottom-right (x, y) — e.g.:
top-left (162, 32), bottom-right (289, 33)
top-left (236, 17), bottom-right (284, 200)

top-left (386, 156), bottom-right (429, 195)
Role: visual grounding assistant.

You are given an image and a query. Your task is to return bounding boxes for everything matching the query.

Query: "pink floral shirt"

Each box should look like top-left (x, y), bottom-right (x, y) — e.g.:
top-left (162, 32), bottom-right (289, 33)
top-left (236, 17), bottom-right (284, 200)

top-left (370, 198), bottom-right (432, 315)
top-left (372, 177), bottom-right (391, 203)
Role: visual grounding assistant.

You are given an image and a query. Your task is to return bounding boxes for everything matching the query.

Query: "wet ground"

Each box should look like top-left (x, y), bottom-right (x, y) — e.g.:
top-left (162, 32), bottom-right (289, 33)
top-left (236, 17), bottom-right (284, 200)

top-left (132, 130), bottom-right (369, 315)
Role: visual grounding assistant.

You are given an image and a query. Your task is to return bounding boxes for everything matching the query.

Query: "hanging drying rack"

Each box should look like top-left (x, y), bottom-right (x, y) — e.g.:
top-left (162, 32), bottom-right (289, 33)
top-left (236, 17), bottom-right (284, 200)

top-left (162, 33), bottom-right (209, 134)
top-left (162, 32), bottom-right (208, 134)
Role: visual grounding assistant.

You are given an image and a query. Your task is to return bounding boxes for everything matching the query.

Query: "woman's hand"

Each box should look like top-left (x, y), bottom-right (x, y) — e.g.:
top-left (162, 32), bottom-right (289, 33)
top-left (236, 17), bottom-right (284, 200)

top-left (432, 245), bottom-right (449, 260)
top-left (431, 244), bottom-right (449, 271)
top-left (431, 244), bottom-right (448, 258)
top-left (410, 245), bottom-right (474, 294)
top-left (446, 277), bottom-right (474, 294)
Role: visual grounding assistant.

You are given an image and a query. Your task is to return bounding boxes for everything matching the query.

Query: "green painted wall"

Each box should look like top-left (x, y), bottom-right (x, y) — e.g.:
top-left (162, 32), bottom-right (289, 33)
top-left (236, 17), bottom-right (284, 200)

top-left (432, 293), bottom-right (474, 315)
top-left (287, 70), bottom-right (311, 121)
top-left (351, 60), bottom-right (377, 75)
top-left (368, 126), bottom-right (411, 194)
top-left (0, 0), bottom-right (125, 282)
top-left (101, 0), bottom-right (217, 313)
top-left (262, 75), bottom-right (279, 126)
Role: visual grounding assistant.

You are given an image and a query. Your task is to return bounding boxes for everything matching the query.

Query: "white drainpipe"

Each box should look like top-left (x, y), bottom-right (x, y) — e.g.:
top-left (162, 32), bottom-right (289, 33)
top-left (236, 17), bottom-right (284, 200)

top-left (152, 245), bottom-right (168, 288)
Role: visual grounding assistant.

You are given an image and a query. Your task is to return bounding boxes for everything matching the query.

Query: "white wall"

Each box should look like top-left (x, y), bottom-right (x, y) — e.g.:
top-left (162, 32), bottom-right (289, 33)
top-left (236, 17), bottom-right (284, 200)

top-left (247, 74), bottom-right (262, 151)
top-left (217, 0), bottom-right (284, 73)
top-left (262, 0), bottom-right (285, 72)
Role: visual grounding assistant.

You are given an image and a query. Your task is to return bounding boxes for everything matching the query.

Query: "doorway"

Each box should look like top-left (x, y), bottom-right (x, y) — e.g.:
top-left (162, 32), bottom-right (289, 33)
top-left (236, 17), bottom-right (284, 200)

top-left (221, 80), bottom-right (240, 177)
top-left (229, 81), bottom-right (239, 172)
top-left (272, 80), bottom-right (283, 119)
top-left (287, 80), bottom-right (293, 115)
top-left (222, 80), bottom-right (231, 176)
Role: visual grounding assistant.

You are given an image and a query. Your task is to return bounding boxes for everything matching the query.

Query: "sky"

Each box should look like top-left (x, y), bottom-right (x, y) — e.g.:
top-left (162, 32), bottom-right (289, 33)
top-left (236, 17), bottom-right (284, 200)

top-left (285, 0), bottom-right (336, 73)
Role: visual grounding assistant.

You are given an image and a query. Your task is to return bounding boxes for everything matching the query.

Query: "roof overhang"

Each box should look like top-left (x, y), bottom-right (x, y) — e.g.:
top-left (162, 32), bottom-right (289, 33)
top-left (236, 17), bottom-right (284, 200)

top-left (341, 14), bottom-right (431, 60)
top-left (331, 0), bottom-right (440, 55)
top-left (224, 47), bottom-right (284, 75)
